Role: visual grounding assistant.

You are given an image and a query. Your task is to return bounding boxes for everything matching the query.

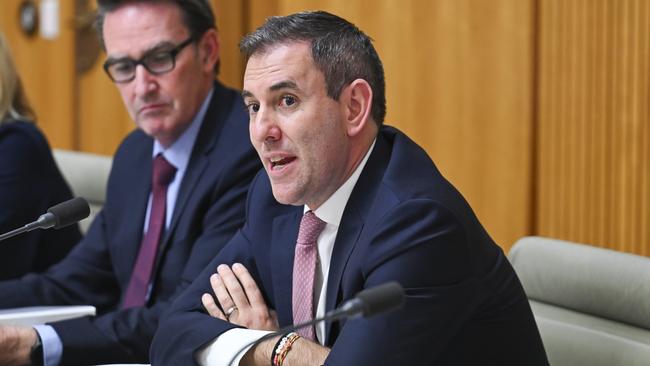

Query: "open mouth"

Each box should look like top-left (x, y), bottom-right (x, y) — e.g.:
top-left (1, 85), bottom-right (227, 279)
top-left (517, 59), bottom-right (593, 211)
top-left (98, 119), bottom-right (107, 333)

top-left (270, 156), bottom-right (296, 170)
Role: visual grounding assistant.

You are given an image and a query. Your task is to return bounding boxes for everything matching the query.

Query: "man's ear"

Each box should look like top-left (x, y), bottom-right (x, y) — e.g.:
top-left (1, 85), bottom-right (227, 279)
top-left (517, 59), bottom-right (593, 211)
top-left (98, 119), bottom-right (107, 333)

top-left (341, 79), bottom-right (373, 137)
top-left (198, 29), bottom-right (220, 73)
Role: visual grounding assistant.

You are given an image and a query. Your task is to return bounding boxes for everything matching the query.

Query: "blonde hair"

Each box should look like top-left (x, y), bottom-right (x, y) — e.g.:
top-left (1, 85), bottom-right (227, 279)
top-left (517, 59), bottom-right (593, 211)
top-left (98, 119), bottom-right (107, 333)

top-left (0, 33), bottom-right (35, 124)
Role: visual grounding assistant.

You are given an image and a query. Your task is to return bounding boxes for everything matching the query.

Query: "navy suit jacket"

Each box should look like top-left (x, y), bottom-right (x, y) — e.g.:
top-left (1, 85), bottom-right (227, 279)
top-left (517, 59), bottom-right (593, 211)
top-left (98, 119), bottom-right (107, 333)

top-left (151, 126), bottom-right (548, 365)
top-left (0, 82), bottom-right (261, 364)
top-left (0, 120), bottom-right (81, 280)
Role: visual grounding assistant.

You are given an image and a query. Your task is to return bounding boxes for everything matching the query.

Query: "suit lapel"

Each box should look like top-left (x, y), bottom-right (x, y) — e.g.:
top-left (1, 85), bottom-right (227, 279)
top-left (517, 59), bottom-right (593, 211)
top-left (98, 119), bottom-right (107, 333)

top-left (158, 83), bottom-right (230, 254)
top-left (323, 133), bottom-right (391, 343)
top-left (270, 210), bottom-right (302, 327)
top-left (164, 153), bottom-right (208, 241)
top-left (324, 207), bottom-right (363, 342)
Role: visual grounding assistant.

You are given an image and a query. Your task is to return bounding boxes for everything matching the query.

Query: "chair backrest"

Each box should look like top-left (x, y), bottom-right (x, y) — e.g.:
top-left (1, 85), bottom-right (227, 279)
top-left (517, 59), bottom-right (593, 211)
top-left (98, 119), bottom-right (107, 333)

top-left (509, 236), bottom-right (650, 366)
top-left (53, 149), bottom-right (112, 233)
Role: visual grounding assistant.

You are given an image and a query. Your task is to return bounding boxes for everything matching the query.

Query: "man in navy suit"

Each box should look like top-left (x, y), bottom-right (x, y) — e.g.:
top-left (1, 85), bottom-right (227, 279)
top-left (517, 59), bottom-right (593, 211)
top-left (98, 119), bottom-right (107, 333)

top-left (151, 11), bottom-right (549, 366)
top-left (0, 1), bottom-right (259, 365)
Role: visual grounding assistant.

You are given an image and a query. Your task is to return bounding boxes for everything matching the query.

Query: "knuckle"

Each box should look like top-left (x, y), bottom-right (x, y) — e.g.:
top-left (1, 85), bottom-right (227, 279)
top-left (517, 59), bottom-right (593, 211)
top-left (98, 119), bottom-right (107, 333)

top-left (230, 287), bottom-right (244, 297)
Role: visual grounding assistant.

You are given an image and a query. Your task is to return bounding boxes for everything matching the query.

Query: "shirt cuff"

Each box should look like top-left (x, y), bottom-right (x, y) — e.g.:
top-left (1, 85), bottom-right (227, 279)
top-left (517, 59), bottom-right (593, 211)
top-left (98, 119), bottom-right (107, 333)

top-left (33, 324), bottom-right (63, 366)
top-left (196, 328), bottom-right (272, 366)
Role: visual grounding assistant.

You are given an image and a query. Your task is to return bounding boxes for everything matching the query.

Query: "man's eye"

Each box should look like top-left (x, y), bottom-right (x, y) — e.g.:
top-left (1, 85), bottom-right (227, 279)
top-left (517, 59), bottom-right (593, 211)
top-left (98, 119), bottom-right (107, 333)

top-left (246, 103), bottom-right (260, 114)
top-left (280, 95), bottom-right (297, 107)
top-left (145, 52), bottom-right (172, 69)
top-left (112, 62), bottom-right (134, 75)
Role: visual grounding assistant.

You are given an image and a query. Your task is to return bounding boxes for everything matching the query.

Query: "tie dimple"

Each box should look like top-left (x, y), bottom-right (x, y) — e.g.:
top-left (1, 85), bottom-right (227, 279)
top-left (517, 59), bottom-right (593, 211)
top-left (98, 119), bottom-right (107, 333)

top-left (153, 155), bottom-right (176, 186)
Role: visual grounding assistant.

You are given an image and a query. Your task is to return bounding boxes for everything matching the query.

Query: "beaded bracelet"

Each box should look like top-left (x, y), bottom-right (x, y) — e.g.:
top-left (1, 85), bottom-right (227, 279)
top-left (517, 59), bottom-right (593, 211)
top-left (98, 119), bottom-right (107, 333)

top-left (271, 332), bottom-right (301, 366)
top-left (277, 333), bottom-right (299, 366)
top-left (270, 335), bottom-right (285, 366)
top-left (277, 332), bottom-right (300, 366)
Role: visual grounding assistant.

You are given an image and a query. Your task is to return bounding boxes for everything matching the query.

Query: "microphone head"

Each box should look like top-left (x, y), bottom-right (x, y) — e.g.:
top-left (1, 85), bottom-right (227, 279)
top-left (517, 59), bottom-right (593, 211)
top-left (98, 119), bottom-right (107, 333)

top-left (355, 281), bottom-right (405, 317)
top-left (46, 197), bottom-right (90, 229)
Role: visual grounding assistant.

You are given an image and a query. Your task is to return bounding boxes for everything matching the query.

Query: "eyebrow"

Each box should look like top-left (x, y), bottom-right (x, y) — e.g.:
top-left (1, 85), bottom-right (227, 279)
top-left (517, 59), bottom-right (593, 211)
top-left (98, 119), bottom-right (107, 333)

top-left (270, 81), bottom-right (299, 92)
top-left (241, 80), bottom-right (300, 100)
top-left (105, 40), bottom-right (178, 64)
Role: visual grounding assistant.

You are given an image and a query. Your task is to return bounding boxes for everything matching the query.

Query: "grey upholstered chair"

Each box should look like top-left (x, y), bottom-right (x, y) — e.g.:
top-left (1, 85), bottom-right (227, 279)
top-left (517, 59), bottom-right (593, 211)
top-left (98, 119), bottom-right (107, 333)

top-left (53, 149), bottom-right (112, 233)
top-left (509, 236), bottom-right (650, 366)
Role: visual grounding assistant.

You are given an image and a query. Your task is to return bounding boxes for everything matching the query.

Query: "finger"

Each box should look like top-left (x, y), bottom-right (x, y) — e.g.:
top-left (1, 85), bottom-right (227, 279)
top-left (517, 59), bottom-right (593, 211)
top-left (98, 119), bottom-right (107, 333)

top-left (210, 272), bottom-right (236, 311)
top-left (232, 263), bottom-right (267, 309)
top-left (217, 264), bottom-right (250, 309)
top-left (202, 293), bottom-right (226, 319)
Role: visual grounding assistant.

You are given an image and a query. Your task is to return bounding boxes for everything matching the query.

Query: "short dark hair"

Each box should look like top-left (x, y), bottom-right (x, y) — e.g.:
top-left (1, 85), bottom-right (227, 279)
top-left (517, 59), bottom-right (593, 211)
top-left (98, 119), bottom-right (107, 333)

top-left (95, 0), bottom-right (219, 74)
top-left (240, 11), bottom-right (386, 126)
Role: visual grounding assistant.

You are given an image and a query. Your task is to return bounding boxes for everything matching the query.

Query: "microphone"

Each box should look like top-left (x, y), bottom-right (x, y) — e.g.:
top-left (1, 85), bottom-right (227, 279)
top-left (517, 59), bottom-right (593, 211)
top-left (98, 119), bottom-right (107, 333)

top-left (227, 281), bottom-right (405, 365)
top-left (0, 197), bottom-right (90, 242)
top-left (333, 281), bottom-right (405, 320)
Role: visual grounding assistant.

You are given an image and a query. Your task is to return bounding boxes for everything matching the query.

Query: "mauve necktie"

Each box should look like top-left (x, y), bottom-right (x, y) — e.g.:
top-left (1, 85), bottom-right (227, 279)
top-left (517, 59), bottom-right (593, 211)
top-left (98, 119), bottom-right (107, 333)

top-left (122, 154), bottom-right (176, 309)
top-left (292, 210), bottom-right (326, 340)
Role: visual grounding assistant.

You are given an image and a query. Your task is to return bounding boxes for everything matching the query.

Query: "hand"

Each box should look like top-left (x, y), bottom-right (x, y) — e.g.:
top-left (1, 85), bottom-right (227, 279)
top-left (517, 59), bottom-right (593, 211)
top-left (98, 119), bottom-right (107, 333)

top-left (0, 325), bottom-right (37, 365)
top-left (202, 263), bottom-right (279, 331)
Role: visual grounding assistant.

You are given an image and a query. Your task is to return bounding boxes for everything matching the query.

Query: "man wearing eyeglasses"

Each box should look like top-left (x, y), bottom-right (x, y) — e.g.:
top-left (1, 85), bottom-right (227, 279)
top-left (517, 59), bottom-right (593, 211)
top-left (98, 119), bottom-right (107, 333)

top-left (0, 1), bottom-right (259, 365)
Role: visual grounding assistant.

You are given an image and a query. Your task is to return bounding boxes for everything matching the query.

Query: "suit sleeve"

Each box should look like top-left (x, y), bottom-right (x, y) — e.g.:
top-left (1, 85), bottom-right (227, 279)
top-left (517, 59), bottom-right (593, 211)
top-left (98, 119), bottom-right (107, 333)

top-left (324, 199), bottom-right (483, 365)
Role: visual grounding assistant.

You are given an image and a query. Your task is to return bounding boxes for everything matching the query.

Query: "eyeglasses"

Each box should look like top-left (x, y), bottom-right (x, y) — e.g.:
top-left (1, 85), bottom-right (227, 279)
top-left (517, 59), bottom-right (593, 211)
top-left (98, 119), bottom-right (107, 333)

top-left (103, 37), bottom-right (194, 83)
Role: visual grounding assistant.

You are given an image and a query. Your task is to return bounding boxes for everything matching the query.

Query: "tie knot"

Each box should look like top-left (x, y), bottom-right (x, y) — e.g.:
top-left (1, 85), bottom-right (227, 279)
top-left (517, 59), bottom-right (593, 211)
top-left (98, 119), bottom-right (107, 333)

top-left (297, 211), bottom-right (326, 246)
top-left (152, 154), bottom-right (177, 186)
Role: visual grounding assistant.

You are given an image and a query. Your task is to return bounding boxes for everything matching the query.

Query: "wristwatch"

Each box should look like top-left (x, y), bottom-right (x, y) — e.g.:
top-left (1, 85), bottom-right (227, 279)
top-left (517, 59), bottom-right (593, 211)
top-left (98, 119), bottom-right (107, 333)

top-left (30, 333), bottom-right (43, 366)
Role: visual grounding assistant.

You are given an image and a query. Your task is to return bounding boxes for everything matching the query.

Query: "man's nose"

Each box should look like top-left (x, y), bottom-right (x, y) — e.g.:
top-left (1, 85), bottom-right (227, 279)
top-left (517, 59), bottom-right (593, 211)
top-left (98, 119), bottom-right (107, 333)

top-left (133, 65), bottom-right (158, 96)
top-left (250, 108), bottom-right (282, 144)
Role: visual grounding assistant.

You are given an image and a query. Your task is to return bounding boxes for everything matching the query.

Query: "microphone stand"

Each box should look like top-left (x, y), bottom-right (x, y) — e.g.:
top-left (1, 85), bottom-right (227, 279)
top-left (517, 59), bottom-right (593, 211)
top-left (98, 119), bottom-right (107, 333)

top-left (0, 214), bottom-right (55, 242)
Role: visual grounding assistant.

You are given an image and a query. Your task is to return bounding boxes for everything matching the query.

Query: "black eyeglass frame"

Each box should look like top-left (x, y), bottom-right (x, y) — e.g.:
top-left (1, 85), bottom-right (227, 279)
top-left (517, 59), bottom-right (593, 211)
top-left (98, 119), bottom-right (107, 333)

top-left (102, 36), bottom-right (195, 83)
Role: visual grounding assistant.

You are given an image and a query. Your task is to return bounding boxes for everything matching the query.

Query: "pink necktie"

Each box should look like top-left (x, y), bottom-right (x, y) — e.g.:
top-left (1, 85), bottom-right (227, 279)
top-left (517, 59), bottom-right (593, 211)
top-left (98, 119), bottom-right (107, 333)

top-left (292, 211), bottom-right (326, 340)
top-left (122, 154), bottom-right (176, 309)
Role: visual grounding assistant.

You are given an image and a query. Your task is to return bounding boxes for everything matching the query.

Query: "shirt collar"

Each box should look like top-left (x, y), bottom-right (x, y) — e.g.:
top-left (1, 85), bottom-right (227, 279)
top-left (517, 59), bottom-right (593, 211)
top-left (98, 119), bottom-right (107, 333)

top-left (152, 87), bottom-right (213, 168)
top-left (307, 139), bottom-right (377, 227)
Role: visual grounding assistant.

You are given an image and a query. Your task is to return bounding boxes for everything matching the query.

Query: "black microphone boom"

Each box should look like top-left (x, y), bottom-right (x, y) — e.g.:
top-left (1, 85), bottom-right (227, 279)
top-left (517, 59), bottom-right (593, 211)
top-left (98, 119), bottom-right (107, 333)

top-left (335, 281), bottom-right (405, 319)
top-left (0, 197), bottom-right (90, 242)
top-left (227, 281), bottom-right (405, 365)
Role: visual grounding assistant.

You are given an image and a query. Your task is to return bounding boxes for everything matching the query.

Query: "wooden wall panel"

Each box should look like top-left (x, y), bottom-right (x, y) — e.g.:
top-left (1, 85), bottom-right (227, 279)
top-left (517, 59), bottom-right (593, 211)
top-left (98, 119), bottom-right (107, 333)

top-left (76, 0), bottom-right (133, 155)
top-left (75, 0), bottom-right (135, 155)
top-left (77, 60), bottom-right (132, 154)
top-left (0, 0), bottom-right (76, 149)
top-left (247, 0), bottom-right (535, 252)
top-left (536, 0), bottom-right (650, 255)
top-left (245, 0), bottom-right (278, 33)
top-left (212, 0), bottom-right (246, 88)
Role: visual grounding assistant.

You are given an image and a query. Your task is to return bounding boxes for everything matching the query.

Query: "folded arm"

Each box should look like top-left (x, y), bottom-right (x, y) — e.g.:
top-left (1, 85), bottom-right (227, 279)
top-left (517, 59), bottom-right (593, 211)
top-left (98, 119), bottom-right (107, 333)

top-left (201, 263), bottom-right (330, 366)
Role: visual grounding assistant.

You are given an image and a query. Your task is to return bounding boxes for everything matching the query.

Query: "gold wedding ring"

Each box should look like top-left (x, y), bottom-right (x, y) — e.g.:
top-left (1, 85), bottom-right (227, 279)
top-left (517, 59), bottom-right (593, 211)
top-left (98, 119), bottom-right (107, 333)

top-left (225, 305), bottom-right (238, 319)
